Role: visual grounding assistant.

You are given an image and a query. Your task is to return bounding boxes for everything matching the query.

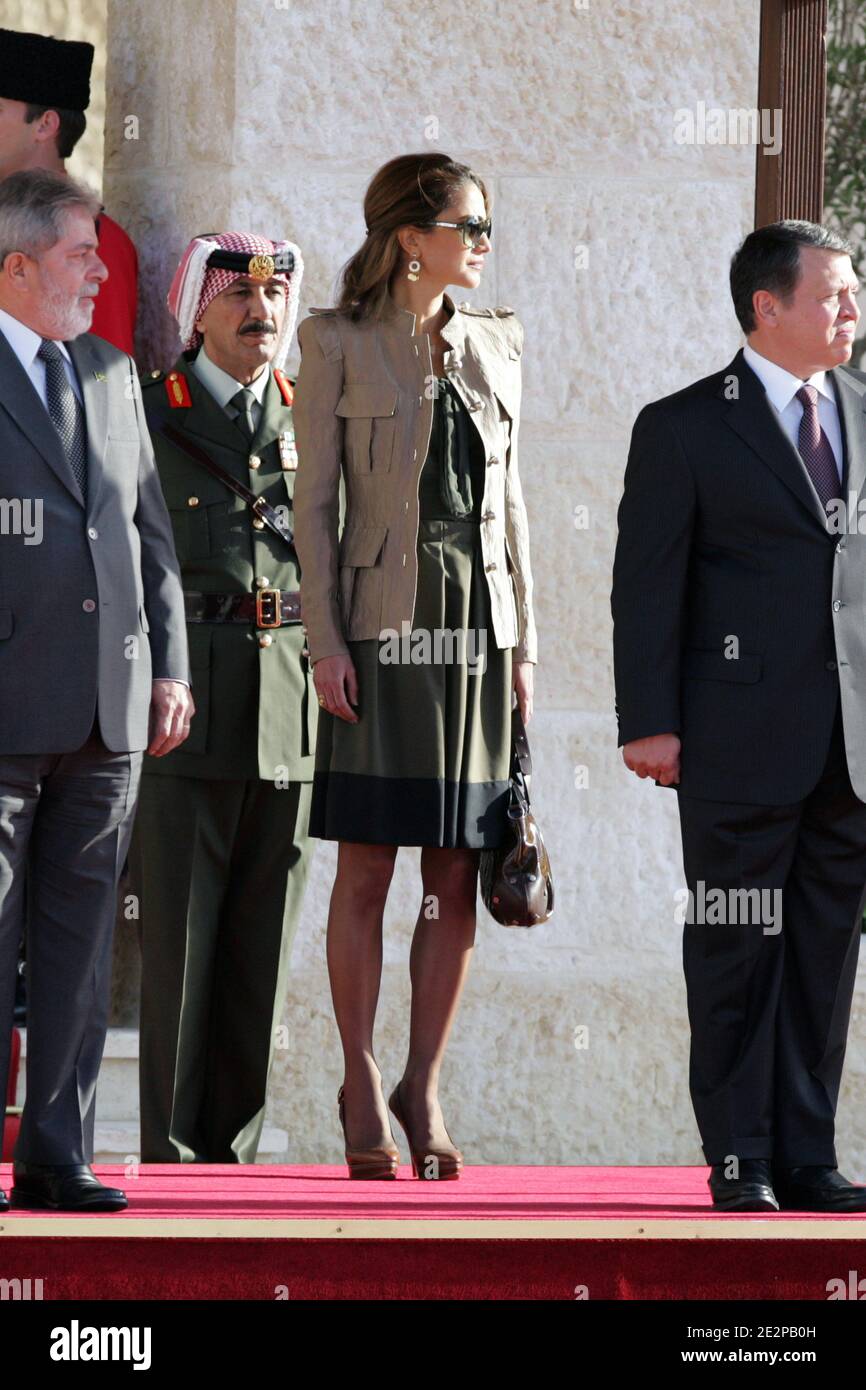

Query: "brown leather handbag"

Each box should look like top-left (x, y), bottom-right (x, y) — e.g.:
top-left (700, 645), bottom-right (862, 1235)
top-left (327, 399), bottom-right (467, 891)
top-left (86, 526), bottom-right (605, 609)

top-left (480, 706), bottom-right (554, 928)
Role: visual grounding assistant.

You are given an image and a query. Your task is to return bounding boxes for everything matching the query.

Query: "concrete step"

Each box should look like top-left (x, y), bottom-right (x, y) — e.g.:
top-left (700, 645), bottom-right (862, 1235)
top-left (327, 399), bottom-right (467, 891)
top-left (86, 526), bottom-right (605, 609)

top-left (14, 1028), bottom-right (289, 1163)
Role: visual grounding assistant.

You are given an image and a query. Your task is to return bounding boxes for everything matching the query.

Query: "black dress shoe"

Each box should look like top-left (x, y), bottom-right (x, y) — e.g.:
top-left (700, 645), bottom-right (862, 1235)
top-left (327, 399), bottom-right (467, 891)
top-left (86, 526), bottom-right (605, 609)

top-left (772, 1165), bottom-right (866, 1212)
top-left (0, 1187), bottom-right (8, 1212)
top-left (10, 1163), bottom-right (127, 1213)
top-left (708, 1158), bottom-right (779, 1212)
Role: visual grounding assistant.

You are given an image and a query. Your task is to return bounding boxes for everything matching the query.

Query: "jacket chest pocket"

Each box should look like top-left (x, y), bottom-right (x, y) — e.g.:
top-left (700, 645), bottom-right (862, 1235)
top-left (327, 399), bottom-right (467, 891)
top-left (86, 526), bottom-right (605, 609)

top-left (159, 474), bottom-right (240, 560)
top-left (487, 381), bottom-right (517, 458)
top-left (493, 379), bottom-right (519, 423)
top-left (335, 384), bottom-right (399, 473)
top-left (167, 505), bottom-right (210, 560)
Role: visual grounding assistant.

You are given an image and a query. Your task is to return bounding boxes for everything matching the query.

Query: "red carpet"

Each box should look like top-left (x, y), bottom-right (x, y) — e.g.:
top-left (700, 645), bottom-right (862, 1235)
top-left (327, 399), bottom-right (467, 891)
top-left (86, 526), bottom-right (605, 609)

top-left (1, 1163), bottom-right (863, 1299)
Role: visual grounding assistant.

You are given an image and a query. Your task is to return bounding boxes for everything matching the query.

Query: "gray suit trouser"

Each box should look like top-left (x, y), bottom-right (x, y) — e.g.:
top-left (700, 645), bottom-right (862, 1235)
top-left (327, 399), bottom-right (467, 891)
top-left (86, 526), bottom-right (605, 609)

top-left (0, 716), bottom-right (141, 1165)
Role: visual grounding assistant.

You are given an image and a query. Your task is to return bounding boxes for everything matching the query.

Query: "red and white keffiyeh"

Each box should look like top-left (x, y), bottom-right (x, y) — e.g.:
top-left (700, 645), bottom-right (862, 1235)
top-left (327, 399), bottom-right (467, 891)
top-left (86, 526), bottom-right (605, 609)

top-left (166, 230), bottom-right (303, 370)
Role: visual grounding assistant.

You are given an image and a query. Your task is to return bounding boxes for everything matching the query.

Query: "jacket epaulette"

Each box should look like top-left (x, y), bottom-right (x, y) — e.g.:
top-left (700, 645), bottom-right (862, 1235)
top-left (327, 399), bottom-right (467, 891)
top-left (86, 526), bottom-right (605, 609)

top-left (458, 303), bottom-right (515, 318)
top-left (459, 303), bottom-right (523, 357)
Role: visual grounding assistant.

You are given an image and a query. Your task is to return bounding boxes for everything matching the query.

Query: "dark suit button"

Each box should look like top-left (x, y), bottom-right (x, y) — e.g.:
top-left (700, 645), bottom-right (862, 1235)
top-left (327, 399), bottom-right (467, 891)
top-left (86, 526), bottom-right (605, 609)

top-left (82, 599), bottom-right (96, 613)
top-left (826, 660), bottom-right (838, 671)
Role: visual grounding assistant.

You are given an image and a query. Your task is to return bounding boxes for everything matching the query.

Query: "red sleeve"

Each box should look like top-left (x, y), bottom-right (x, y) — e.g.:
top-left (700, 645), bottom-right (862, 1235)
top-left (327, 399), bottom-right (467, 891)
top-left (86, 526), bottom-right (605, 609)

top-left (90, 213), bottom-right (139, 356)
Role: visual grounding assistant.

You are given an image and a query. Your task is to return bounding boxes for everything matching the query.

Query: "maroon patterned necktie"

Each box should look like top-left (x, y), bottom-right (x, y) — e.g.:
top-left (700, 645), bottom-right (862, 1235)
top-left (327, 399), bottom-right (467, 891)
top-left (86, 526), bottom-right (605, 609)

top-left (795, 384), bottom-right (839, 510)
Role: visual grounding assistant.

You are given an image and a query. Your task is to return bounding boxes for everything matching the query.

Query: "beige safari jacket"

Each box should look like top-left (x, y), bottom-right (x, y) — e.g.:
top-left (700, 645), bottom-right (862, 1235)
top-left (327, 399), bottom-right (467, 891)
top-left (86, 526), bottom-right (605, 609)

top-left (291, 289), bottom-right (537, 667)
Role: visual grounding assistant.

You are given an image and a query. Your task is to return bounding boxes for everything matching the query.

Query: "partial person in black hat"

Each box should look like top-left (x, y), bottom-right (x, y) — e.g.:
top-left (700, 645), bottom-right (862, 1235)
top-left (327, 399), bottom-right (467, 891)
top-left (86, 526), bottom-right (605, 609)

top-left (0, 27), bottom-right (138, 355)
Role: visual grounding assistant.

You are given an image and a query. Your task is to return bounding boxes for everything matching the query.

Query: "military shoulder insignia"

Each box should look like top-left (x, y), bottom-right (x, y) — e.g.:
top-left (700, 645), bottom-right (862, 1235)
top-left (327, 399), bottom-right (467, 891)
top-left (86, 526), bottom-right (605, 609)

top-left (165, 371), bottom-right (192, 407)
top-left (273, 369), bottom-right (294, 407)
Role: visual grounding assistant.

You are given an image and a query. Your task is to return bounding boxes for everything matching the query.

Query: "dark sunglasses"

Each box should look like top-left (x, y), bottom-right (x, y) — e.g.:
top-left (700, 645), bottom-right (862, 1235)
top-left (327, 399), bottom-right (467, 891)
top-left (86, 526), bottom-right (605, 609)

top-left (429, 216), bottom-right (493, 249)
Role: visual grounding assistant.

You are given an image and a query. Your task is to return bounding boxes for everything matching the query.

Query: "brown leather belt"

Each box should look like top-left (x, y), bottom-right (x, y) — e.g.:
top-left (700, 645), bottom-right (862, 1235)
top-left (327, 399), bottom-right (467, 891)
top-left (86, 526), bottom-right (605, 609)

top-left (184, 589), bottom-right (302, 627)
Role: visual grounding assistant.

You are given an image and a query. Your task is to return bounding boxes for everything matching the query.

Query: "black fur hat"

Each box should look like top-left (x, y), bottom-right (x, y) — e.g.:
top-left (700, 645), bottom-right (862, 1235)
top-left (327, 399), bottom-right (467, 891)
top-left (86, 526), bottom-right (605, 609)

top-left (0, 28), bottom-right (94, 111)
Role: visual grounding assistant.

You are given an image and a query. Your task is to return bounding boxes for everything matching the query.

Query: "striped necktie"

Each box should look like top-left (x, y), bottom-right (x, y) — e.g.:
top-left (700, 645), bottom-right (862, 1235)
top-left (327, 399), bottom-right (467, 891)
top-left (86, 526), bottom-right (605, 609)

top-left (38, 338), bottom-right (87, 501)
top-left (795, 384), bottom-right (839, 511)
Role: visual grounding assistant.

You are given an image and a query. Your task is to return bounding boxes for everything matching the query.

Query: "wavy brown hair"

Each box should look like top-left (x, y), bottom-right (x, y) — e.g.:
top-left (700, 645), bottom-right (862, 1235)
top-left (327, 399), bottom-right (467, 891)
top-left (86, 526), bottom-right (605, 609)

top-left (334, 152), bottom-right (490, 322)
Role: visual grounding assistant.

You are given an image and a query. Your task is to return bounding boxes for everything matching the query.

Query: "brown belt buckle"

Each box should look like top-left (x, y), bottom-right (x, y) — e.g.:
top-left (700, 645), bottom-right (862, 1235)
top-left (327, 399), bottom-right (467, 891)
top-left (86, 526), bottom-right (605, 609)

top-left (255, 587), bottom-right (282, 628)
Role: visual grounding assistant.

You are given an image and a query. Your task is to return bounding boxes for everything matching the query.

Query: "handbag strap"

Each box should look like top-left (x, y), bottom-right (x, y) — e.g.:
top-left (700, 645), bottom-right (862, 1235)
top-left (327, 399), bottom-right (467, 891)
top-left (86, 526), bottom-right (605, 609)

top-left (512, 704), bottom-right (532, 780)
top-left (510, 704), bottom-right (533, 810)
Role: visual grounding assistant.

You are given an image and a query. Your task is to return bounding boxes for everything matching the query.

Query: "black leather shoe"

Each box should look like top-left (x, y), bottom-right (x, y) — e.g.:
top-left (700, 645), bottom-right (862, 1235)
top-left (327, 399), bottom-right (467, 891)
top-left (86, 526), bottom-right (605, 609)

top-left (708, 1158), bottom-right (779, 1212)
top-left (772, 1165), bottom-right (866, 1212)
top-left (0, 1187), bottom-right (8, 1212)
top-left (10, 1163), bottom-right (127, 1212)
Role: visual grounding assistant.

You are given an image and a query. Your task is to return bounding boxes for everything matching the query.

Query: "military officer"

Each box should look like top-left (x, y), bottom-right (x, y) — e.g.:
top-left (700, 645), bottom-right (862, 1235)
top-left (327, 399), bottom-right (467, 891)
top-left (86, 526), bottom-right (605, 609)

top-left (128, 231), bottom-right (317, 1163)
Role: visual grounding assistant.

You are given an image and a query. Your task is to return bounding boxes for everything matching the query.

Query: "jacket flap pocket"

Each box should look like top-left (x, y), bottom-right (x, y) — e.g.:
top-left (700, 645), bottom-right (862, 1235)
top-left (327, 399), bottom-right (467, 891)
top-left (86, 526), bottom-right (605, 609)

top-left (335, 384), bottom-right (398, 418)
top-left (493, 382), bottom-right (519, 421)
top-left (158, 471), bottom-right (237, 510)
top-left (0, 608), bottom-right (12, 639)
top-left (339, 524), bottom-right (388, 566)
top-left (682, 649), bottom-right (762, 683)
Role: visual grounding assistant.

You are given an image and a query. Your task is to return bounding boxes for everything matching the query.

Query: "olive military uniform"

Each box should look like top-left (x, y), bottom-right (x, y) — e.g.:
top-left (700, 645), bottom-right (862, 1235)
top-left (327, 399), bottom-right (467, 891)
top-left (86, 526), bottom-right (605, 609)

top-left (128, 351), bottom-right (316, 1162)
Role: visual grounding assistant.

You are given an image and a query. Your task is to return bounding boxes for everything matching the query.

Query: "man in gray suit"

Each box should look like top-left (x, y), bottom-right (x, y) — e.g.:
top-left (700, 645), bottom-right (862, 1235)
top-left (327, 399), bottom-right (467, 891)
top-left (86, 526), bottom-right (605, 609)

top-left (0, 169), bottom-right (192, 1211)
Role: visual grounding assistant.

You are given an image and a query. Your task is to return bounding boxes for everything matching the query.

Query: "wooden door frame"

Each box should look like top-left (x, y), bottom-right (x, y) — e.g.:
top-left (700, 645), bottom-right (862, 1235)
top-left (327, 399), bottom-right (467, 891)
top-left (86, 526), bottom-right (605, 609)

top-left (755, 0), bottom-right (828, 226)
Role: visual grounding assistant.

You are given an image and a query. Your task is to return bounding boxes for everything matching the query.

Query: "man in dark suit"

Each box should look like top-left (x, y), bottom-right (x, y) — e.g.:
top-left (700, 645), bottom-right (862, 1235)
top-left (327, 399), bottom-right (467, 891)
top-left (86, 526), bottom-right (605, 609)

top-left (612, 220), bottom-right (866, 1213)
top-left (0, 169), bottom-right (191, 1211)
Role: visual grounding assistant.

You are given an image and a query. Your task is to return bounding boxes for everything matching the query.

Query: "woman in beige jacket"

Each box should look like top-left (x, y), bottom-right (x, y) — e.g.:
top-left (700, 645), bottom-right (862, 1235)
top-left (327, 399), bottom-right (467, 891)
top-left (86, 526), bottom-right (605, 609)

top-left (292, 151), bottom-right (537, 1180)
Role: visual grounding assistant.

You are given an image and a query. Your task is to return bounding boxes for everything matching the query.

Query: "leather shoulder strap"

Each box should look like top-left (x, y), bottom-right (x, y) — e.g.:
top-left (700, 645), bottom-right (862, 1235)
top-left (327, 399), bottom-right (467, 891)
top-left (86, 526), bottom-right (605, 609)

top-left (156, 422), bottom-right (294, 547)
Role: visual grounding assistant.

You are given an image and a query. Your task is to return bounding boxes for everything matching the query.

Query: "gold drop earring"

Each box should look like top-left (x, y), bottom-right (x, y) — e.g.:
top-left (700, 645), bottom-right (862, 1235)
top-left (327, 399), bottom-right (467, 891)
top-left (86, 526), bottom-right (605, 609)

top-left (407, 257), bottom-right (421, 282)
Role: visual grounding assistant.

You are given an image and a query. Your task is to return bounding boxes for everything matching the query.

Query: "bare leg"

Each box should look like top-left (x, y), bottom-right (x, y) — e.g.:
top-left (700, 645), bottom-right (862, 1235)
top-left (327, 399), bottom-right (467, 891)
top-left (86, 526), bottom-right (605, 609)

top-left (395, 847), bottom-right (479, 1150)
top-left (327, 840), bottom-right (399, 1150)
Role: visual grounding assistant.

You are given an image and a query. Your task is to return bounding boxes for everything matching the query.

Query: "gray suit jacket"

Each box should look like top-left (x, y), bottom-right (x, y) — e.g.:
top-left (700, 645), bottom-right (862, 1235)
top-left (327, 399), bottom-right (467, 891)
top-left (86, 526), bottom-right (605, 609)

top-left (0, 327), bottom-right (188, 753)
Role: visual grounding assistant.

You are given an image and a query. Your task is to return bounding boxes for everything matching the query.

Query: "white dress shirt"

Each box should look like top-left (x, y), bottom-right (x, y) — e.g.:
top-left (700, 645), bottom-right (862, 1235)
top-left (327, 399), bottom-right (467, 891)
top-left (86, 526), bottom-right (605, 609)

top-left (189, 344), bottom-right (269, 429)
top-left (0, 305), bottom-right (84, 407)
top-left (743, 340), bottom-right (843, 481)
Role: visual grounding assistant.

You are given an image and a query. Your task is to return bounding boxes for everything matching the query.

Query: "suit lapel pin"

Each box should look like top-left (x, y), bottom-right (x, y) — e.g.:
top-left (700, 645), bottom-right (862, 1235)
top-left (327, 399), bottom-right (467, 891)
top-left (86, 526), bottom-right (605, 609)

top-left (92, 370), bottom-right (107, 382)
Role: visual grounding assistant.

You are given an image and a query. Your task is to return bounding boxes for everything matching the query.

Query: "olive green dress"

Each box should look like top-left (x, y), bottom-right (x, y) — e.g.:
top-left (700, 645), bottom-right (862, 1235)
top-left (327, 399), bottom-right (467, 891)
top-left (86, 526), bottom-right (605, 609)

top-left (310, 376), bottom-right (513, 847)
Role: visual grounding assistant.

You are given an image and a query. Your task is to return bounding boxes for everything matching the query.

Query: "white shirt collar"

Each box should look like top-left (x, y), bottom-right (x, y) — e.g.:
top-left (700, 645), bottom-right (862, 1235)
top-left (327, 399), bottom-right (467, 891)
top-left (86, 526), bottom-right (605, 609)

top-left (743, 340), bottom-right (835, 412)
top-left (191, 343), bottom-right (270, 411)
top-left (0, 306), bottom-right (73, 372)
